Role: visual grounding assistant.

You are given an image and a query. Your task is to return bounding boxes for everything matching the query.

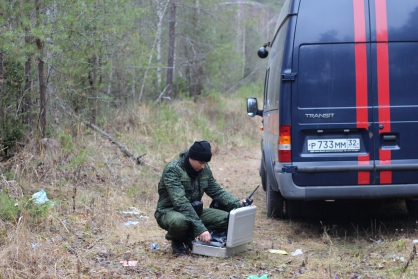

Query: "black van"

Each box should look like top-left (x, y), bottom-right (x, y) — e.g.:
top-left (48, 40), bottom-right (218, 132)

top-left (247, 0), bottom-right (418, 219)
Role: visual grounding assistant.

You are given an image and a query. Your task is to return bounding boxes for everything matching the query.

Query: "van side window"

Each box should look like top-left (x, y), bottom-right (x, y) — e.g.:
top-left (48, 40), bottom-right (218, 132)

top-left (263, 69), bottom-right (270, 109)
top-left (270, 20), bottom-right (288, 59)
top-left (265, 20), bottom-right (289, 111)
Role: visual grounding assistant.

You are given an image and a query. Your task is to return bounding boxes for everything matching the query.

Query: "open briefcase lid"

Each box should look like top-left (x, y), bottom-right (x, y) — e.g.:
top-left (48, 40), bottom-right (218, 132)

top-left (226, 205), bottom-right (256, 248)
top-left (191, 206), bottom-right (256, 257)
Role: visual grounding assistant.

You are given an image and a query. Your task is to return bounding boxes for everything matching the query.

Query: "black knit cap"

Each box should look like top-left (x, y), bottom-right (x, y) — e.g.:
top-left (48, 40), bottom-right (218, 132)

top-left (188, 141), bottom-right (212, 162)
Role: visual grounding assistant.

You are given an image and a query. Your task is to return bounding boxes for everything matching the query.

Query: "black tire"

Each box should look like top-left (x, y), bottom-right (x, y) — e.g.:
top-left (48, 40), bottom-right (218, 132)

top-left (405, 198), bottom-right (418, 219)
top-left (266, 173), bottom-right (284, 219)
top-left (285, 199), bottom-right (305, 219)
top-left (260, 160), bottom-right (267, 191)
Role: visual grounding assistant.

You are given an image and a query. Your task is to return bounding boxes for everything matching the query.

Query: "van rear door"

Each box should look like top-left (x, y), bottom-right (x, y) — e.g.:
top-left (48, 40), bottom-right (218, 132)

top-left (371, 0), bottom-right (418, 185)
top-left (291, 0), bottom-right (375, 187)
top-left (291, 0), bottom-right (418, 189)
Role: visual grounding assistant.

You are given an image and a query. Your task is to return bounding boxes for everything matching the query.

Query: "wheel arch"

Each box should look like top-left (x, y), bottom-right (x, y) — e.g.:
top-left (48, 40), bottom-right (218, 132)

top-left (262, 142), bottom-right (280, 192)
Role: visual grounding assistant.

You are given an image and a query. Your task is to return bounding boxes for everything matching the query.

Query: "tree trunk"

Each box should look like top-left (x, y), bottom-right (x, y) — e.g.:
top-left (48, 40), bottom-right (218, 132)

top-left (166, 0), bottom-right (176, 102)
top-left (242, 23), bottom-right (246, 78)
top-left (88, 54), bottom-right (99, 125)
top-left (36, 0), bottom-right (46, 138)
top-left (24, 52), bottom-right (32, 130)
top-left (192, 0), bottom-right (199, 102)
top-left (138, 0), bottom-right (169, 102)
top-left (156, 0), bottom-right (169, 91)
top-left (37, 39), bottom-right (46, 138)
top-left (22, 0), bottom-right (32, 131)
top-left (238, 3), bottom-right (245, 78)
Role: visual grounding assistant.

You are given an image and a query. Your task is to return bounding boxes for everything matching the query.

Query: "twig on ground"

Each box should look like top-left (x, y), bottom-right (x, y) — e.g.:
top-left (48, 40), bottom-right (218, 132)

top-left (401, 244), bottom-right (416, 276)
top-left (50, 214), bottom-right (70, 233)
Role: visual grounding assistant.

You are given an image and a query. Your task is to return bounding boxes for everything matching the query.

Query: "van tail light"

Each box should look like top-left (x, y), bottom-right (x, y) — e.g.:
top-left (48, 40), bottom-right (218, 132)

top-left (279, 125), bottom-right (291, 162)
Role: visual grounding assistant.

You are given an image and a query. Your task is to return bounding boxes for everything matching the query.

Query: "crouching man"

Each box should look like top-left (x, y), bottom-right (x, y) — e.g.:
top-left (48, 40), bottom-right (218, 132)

top-left (154, 141), bottom-right (246, 255)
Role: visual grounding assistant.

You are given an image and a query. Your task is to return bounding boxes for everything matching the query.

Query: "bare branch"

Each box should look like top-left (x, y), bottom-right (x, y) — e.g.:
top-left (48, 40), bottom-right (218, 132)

top-left (154, 85), bottom-right (169, 104)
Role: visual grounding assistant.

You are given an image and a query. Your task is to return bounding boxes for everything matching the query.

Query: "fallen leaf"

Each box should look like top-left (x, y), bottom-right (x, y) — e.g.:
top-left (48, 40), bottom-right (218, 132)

top-left (268, 249), bottom-right (288, 255)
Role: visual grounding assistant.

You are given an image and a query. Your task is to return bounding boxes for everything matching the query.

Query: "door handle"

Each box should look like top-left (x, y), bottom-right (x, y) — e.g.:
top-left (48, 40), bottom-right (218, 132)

top-left (383, 135), bottom-right (396, 141)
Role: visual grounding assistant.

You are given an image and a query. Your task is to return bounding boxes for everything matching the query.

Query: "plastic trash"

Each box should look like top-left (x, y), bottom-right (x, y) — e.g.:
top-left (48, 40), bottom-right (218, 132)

top-left (121, 221), bottom-right (139, 226)
top-left (32, 189), bottom-right (53, 206)
top-left (121, 207), bottom-right (149, 219)
top-left (122, 207), bottom-right (141, 215)
top-left (247, 275), bottom-right (268, 279)
top-left (268, 249), bottom-right (288, 255)
top-left (120, 260), bottom-right (138, 266)
top-left (291, 249), bottom-right (303, 256)
top-left (413, 239), bottom-right (418, 244)
top-left (150, 243), bottom-right (159, 250)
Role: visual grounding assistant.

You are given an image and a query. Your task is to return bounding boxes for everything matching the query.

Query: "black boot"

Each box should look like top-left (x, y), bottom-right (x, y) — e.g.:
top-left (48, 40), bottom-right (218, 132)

top-left (182, 238), bottom-right (193, 251)
top-left (182, 232), bottom-right (194, 251)
top-left (171, 240), bottom-right (187, 255)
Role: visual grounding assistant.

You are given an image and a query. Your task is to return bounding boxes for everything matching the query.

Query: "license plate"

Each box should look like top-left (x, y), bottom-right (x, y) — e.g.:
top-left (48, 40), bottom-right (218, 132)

top-left (307, 138), bottom-right (360, 152)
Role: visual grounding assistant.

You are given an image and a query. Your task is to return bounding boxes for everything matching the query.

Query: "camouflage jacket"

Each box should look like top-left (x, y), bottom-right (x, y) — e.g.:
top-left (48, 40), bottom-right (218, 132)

top-left (154, 151), bottom-right (241, 237)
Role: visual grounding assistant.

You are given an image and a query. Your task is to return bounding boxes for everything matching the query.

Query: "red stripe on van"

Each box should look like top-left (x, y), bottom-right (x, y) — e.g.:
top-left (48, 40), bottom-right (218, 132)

top-left (353, 0), bottom-right (370, 184)
top-left (375, 0), bottom-right (392, 184)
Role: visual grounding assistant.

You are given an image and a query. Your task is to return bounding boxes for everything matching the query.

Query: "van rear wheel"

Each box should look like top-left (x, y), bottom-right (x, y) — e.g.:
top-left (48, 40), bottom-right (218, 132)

top-left (266, 173), bottom-right (284, 218)
top-left (405, 198), bottom-right (418, 219)
top-left (260, 160), bottom-right (267, 191)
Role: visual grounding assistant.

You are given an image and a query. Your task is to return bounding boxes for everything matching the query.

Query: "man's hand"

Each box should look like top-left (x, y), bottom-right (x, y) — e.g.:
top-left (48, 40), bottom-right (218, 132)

top-left (240, 199), bottom-right (247, 207)
top-left (199, 231), bottom-right (211, 243)
top-left (240, 199), bottom-right (256, 207)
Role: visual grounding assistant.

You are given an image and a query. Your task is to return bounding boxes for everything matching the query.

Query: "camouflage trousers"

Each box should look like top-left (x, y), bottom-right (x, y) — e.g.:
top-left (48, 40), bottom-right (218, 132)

top-left (159, 208), bottom-right (229, 240)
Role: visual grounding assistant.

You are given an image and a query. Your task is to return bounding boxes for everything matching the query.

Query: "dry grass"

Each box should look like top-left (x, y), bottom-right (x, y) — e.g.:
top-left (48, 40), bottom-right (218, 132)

top-left (0, 89), bottom-right (418, 278)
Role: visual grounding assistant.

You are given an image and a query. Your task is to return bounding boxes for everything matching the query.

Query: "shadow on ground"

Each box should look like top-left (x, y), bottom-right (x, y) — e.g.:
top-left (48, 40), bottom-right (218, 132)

top-left (288, 198), bottom-right (417, 238)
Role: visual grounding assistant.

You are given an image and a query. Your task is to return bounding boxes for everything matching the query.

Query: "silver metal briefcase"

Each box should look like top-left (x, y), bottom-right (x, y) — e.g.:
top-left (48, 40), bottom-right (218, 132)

top-left (192, 206), bottom-right (256, 257)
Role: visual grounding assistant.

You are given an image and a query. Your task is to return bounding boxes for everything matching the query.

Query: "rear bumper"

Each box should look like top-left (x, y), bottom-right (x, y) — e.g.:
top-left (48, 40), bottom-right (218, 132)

top-left (296, 163), bottom-right (418, 172)
top-left (274, 165), bottom-right (418, 200)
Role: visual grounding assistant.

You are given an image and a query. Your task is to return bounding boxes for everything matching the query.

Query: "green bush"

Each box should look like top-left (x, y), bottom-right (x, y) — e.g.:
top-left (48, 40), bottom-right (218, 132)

top-left (1, 115), bottom-right (25, 157)
top-left (0, 191), bottom-right (19, 222)
top-left (0, 191), bottom-right (52, 223)
top-left (22, 197), bottom-right (52, 219)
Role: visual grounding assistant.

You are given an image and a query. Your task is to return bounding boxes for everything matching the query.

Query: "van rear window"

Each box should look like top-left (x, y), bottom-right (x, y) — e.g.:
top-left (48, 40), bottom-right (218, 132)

top-left (387, 42), bottom-right (418, 106)
top-left (297, 44), bottom-right (356, 108)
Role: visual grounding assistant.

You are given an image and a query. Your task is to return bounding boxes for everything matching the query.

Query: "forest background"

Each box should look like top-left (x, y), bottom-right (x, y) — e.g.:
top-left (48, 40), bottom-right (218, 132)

top-left (0, 0), bottom-right (282, 147)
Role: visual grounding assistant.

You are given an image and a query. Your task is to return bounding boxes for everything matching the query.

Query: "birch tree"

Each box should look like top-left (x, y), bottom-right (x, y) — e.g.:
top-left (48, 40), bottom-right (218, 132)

top-left (166, 0), bottom-right (177, 102)
top-left (138, 0), bottom-right (170, 102)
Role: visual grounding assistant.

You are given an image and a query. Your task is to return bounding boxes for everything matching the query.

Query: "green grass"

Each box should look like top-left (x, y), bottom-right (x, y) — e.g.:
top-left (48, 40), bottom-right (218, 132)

top-left (1, 86), bottom-right (417, 278)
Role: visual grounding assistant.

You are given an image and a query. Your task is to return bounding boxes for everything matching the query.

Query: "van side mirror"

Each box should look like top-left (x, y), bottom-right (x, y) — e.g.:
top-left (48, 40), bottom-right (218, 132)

top-left (257, 47), bottom-right (269, 59)
top-left (246, 98), bottom-right (263, 117)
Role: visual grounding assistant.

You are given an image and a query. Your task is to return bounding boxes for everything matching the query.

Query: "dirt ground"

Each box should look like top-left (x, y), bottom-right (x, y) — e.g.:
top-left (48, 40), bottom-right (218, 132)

top-left (4, 144), bottom-right (417, 278)
top-left (109, 146), bottom-right (417, 278)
